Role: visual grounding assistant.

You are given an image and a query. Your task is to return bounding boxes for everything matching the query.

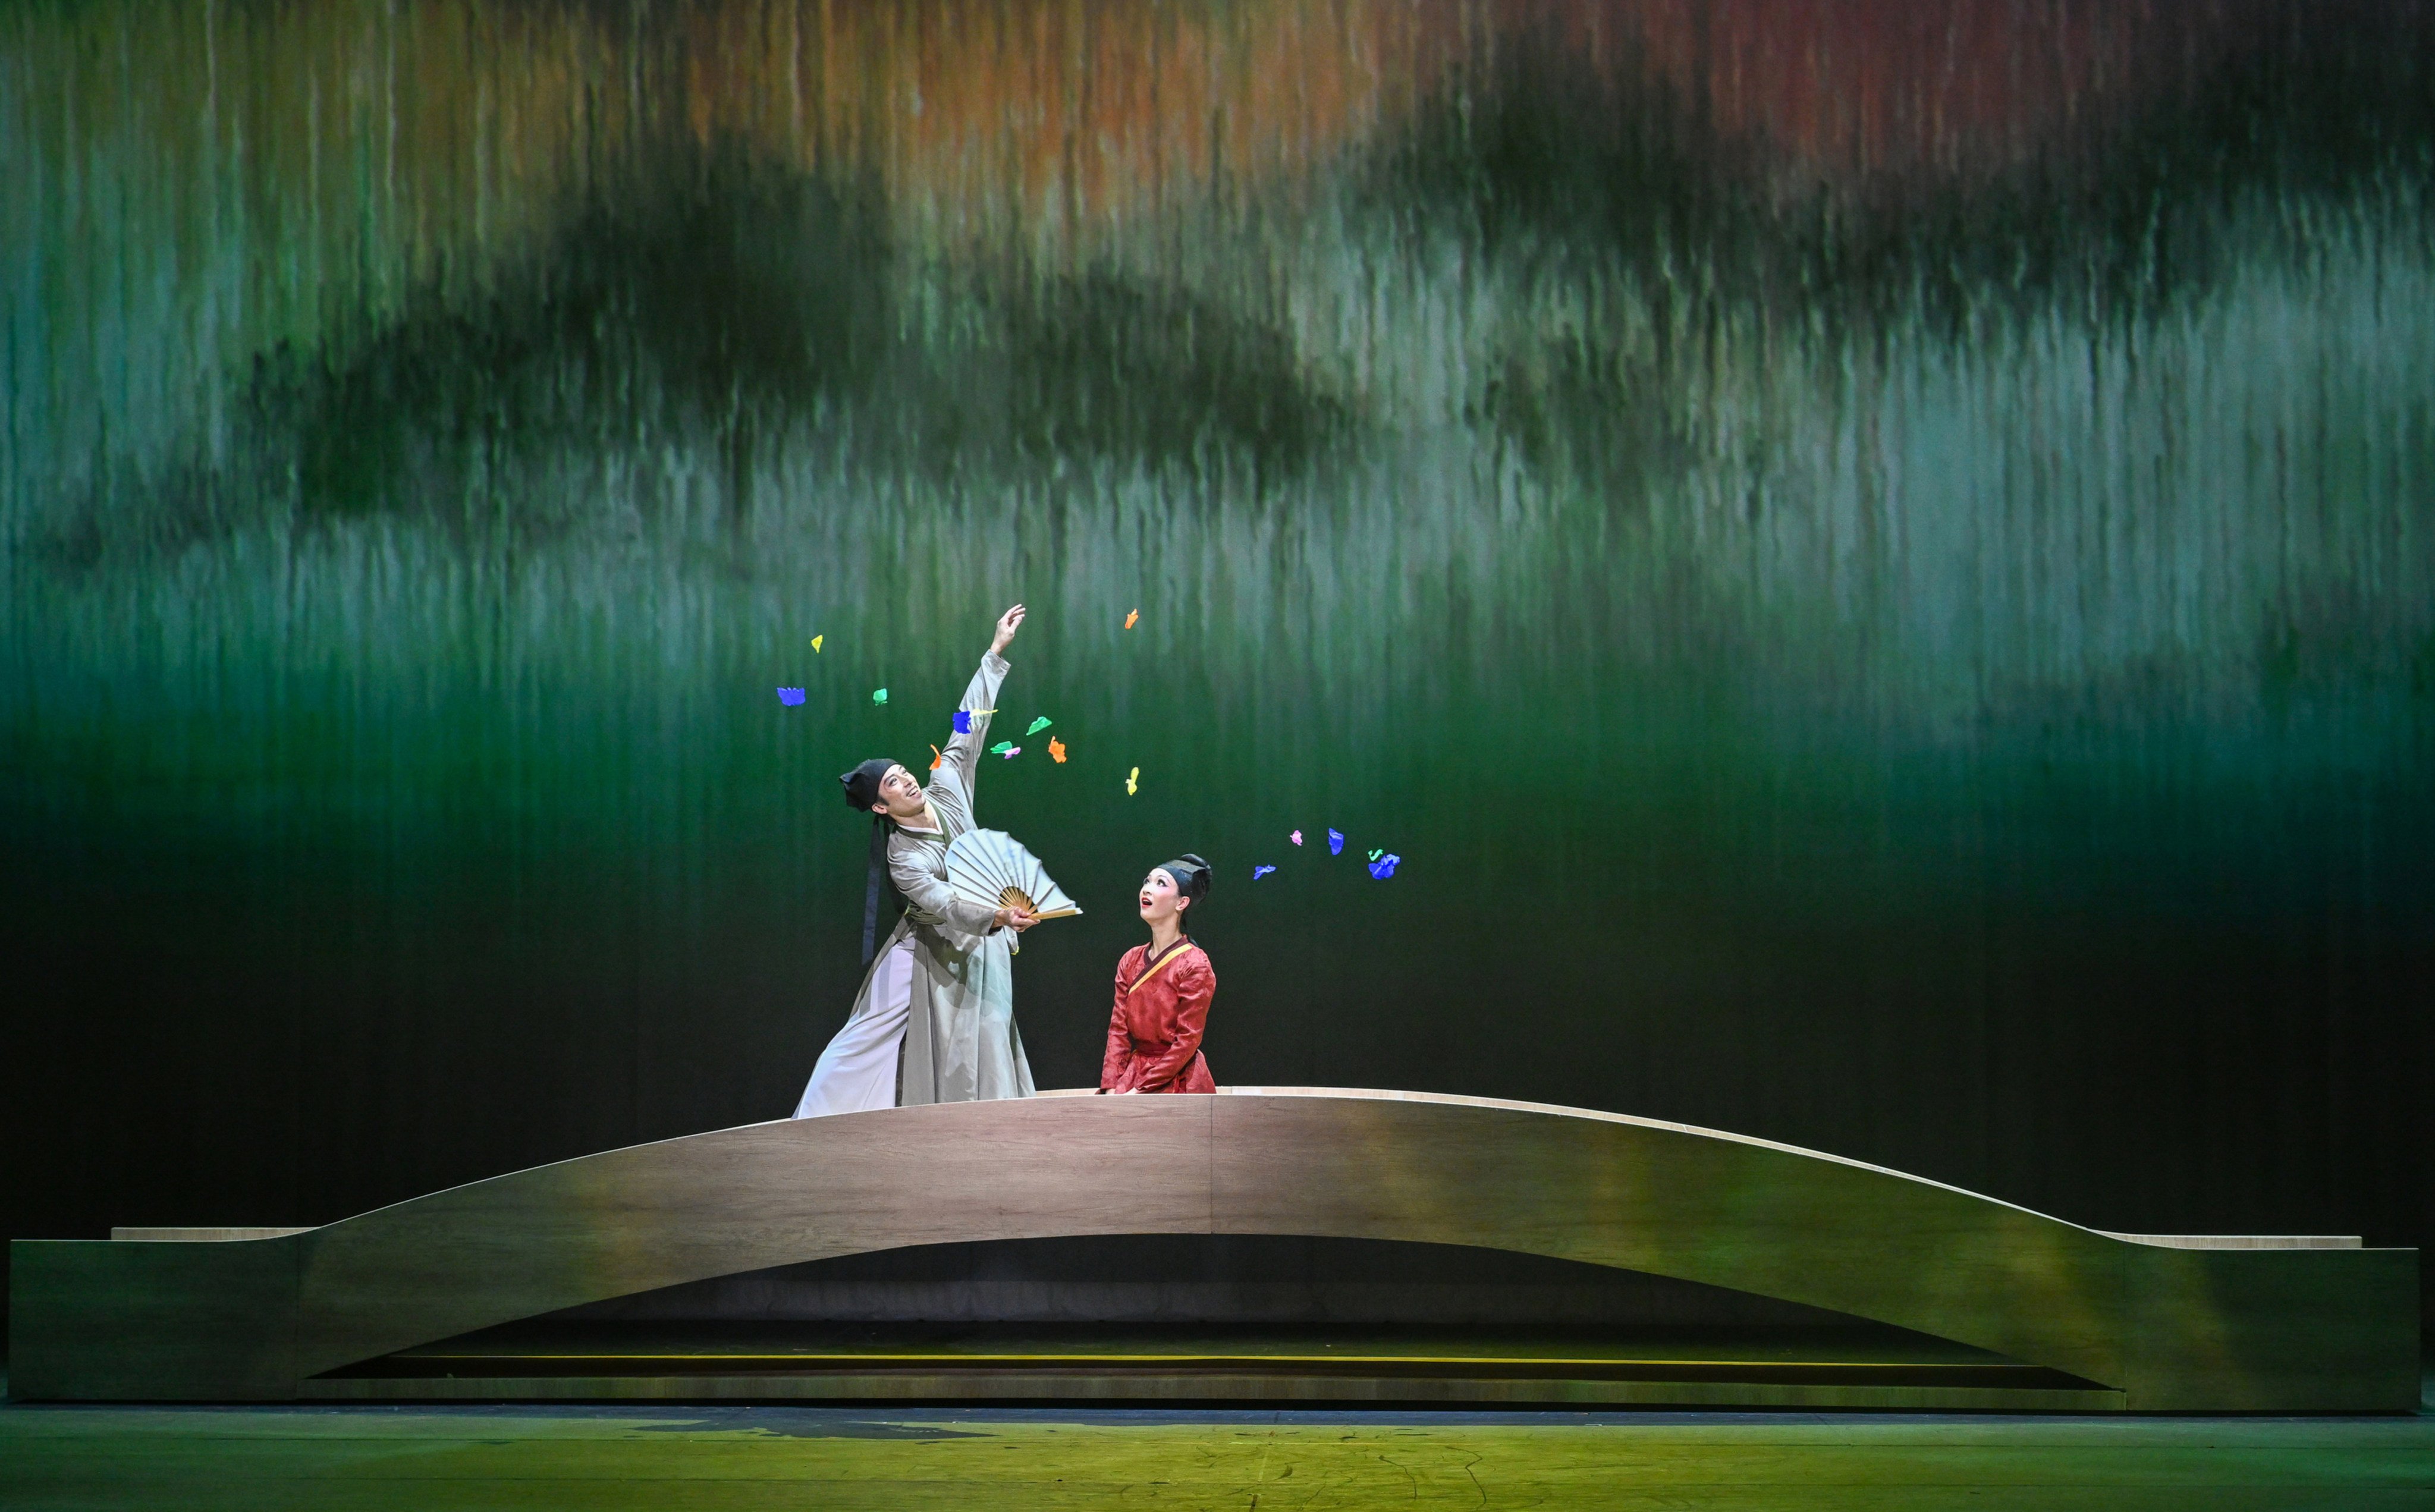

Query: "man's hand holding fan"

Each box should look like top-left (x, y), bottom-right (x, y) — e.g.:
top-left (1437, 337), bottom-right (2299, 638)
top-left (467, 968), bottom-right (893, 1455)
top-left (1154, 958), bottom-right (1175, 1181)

top-left (945, 830), bottom-right (1082, 936)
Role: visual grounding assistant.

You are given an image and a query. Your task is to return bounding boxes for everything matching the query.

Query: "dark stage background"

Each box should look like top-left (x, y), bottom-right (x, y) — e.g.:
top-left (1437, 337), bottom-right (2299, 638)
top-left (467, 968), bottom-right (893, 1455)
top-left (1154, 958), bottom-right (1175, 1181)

top-left (5, 0), bottom-right (2432, 1343)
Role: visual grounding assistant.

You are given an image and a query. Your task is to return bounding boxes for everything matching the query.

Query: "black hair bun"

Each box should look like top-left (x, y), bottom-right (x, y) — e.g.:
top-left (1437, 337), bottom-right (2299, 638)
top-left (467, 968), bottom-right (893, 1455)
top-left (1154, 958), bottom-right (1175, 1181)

top-left (1159, 854), bottom-right (1214, 906)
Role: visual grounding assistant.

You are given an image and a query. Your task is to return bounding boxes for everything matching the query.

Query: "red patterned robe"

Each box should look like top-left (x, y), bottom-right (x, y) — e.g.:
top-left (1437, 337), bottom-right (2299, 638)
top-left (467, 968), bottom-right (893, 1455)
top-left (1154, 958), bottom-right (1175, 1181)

top-left (1101, 939), bottom-right (1217, 1093)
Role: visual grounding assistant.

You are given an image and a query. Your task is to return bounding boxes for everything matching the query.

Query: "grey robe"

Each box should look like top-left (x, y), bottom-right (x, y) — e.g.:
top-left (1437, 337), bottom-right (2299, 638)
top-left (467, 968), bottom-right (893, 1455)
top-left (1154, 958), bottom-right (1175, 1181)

top-left (863, 651), bottom-right (1036, 1104)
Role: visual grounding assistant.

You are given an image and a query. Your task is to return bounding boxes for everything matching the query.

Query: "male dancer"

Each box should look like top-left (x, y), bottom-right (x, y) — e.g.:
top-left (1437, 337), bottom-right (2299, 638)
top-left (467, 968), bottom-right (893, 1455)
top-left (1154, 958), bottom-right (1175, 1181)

top-left (793, 605), bottom-right (1038, 1115)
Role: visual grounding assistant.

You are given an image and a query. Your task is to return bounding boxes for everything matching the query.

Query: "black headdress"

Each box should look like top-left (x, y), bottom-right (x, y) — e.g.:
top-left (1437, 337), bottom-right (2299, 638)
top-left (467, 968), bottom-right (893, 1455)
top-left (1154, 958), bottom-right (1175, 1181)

top-left (1158, 853), bottom-right (1212, 926)
top-left (841, 758), bottom-right (900, 965)
top-left (841, 758), bottom-right (895, 814)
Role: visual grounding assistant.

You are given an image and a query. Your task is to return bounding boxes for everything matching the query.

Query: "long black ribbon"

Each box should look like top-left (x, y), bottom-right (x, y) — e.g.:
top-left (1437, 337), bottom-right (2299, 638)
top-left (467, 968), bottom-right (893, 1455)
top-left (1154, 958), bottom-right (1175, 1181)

top-left (860, 816), bottom-right (889, 966)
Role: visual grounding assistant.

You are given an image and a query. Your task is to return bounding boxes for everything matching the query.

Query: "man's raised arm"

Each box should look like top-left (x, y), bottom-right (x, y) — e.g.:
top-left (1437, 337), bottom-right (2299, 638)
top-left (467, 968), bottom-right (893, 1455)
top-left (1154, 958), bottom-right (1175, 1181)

top-left (941, 604), bottom-right (1024, 793)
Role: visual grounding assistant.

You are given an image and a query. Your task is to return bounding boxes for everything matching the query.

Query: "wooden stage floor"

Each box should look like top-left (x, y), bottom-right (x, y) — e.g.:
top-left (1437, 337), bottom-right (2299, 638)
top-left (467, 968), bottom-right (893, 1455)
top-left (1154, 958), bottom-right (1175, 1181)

top-left (3, 1377), bottom-right (2430, 1511)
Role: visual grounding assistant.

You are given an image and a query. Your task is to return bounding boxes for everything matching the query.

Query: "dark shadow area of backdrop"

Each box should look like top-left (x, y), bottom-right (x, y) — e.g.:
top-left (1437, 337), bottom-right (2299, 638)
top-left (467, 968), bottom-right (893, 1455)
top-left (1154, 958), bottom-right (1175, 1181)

top-left (4, 0), bottom-right (2432, 1346)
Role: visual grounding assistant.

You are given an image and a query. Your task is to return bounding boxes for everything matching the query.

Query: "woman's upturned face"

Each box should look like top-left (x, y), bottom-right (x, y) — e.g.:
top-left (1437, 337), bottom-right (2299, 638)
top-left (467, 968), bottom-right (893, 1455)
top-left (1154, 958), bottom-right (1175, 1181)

top-left (1139, 867), bottom-right (1186, 925)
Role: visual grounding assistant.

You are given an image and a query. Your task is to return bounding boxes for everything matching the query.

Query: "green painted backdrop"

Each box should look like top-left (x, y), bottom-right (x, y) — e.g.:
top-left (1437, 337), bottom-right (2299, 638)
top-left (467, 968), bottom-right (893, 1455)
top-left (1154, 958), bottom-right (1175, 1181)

top-left (4, 0), bottom-right (2430, 1326)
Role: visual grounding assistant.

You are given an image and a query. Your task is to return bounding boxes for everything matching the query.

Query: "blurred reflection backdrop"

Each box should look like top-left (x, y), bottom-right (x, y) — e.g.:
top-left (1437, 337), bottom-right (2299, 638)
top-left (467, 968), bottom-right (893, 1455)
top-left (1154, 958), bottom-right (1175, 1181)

top-left (3, 0), bottom-right (2430, 1309)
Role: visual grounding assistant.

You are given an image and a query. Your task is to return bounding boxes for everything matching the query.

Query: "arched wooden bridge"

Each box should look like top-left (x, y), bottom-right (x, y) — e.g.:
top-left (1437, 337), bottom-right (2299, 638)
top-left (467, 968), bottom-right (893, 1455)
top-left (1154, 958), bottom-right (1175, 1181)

top-left (10, 1089), bottom-right (2417, 1409)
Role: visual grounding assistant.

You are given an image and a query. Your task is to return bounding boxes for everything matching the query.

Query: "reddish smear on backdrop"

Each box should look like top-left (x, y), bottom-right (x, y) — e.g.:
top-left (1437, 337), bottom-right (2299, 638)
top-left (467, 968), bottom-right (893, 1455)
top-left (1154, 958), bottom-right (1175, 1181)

top-left (1494, 0), bottom-right (2267, 188)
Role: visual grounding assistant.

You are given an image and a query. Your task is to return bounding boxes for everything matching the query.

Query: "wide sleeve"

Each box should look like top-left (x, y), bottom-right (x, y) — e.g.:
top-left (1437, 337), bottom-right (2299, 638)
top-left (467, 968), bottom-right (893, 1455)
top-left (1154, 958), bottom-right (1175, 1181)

top-left (1130, 953), bottom-right (1214, 1092)
top-left (935, 652), bottom-right (1010, 807)
top-left (890, 845), bottom-right (1000, 936)
top-left (1101, 958), bottom-right (1136, 1090)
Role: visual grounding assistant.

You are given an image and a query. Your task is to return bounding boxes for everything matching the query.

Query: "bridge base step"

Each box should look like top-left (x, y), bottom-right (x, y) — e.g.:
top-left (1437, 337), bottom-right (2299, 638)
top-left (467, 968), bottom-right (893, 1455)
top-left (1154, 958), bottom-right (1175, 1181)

top-left (309, 1322), bottom-right (2125, 1411)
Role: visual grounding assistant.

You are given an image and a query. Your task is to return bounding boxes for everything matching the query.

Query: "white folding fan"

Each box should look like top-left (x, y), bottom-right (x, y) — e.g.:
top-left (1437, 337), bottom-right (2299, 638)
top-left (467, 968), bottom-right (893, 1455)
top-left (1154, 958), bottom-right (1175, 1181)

top-left (944, 829), bottom-right (1082, 922)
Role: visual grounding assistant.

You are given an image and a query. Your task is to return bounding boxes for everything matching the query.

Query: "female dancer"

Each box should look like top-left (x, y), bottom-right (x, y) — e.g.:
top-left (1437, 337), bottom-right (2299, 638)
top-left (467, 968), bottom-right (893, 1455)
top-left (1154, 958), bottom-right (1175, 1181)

top-left (1099, 854), bottom-right (1217, 1094)
top-left (794, 605), bottom-right (1038, 1116)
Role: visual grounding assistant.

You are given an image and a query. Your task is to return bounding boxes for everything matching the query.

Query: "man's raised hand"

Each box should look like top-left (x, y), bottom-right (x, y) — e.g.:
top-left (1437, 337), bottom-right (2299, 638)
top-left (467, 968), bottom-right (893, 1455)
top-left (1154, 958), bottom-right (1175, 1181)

top-left (991, 603), bottom-right (1026, 656)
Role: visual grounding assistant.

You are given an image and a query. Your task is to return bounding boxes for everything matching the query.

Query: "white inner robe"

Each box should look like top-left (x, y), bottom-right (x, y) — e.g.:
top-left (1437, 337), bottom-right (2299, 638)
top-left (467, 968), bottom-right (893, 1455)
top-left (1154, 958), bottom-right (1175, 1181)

top-left (791, 936), bottom-right (913, 1118)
